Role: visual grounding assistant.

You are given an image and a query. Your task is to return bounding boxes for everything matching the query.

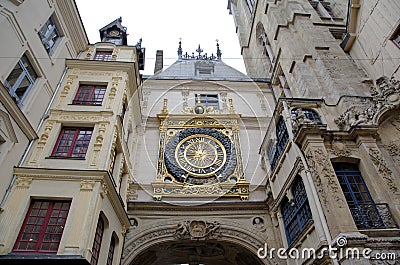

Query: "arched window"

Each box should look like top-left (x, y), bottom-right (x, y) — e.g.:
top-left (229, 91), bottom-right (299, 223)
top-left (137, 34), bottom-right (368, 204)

top-left (333, 163), bottom-right (386, 229)
top-left (90, 216), bottom-right (105, 265)
top-left (291, 108), bottom-right (322, 124)
top-left (271, 116), bottom-right (289, 170)
top-left (281, 177), bottom-right (313, 245)
top-left (106, 235), bottom-right (116, 265)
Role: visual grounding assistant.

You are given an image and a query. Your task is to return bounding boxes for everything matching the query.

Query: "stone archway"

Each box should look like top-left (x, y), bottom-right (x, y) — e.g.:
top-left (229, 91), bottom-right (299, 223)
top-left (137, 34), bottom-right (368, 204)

top-left (130, 240), bottom-right (264, 265)
top-left (121, 220), bottom-right (275, 265)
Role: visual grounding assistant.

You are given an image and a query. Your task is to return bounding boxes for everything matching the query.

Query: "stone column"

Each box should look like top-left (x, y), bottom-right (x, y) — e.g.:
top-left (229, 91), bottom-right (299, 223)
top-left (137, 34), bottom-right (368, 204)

top-left (0, 177), bottom-right (32, 254)
top-left (304, 138), bottom-right (356, 236)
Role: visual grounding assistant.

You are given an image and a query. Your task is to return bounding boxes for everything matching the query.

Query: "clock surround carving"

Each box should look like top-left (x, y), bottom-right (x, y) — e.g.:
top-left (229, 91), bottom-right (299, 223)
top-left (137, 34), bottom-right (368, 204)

top-left (153, 104), bottom-right (249, 200)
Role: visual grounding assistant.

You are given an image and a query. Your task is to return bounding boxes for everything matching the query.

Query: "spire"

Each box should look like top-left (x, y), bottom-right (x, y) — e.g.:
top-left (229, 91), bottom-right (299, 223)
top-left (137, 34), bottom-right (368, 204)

top-left (177, 40), bottom-right (182, 59)
top-left (216, 40), bottom-right (222, 60)
top-left (196, 44), bottom-right (203, 57)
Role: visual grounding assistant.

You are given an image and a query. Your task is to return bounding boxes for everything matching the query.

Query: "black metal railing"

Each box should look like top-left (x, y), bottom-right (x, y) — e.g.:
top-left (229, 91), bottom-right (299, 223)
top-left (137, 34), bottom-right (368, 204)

top-left (349, 202), bottom-right (398, 230)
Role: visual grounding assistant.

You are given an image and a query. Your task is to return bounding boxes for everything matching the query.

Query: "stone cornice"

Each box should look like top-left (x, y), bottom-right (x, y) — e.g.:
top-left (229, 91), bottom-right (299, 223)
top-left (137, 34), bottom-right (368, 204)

top-left (127, 201), bottom-right (267, 213)
top-left (14, 167), bottom-right (130, 227)
top-left (0, 83), bottom-right (37, 140)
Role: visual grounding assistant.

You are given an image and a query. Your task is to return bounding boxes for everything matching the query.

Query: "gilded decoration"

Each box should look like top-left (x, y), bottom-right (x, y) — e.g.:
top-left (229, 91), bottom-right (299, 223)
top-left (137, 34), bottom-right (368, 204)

top-left (15, 177), bottom-right (33, 189)
top-left (80, 180), bottom-right (95, 191)
top-left (153, 106), bottom-right (249, 200)
top-left (335, 76), bottom-right (400, 130)
top-left (306, 148), bottom-right (345, 211)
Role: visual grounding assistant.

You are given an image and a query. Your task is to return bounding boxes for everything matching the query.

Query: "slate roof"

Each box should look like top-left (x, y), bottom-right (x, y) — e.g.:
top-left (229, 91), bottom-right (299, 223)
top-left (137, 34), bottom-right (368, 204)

top-left (149, 59), bottom-right (252, 82)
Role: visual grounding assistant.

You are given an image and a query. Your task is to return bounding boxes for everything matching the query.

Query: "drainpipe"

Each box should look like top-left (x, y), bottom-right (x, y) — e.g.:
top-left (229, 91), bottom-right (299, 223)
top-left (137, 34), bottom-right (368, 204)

top-left (0, 48), bottom-right (78, 209)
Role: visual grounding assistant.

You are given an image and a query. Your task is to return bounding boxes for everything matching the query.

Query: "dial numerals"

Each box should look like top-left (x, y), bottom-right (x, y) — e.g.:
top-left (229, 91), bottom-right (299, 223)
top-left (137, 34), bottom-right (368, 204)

top-left (175, 134), bottom-right (226, 177)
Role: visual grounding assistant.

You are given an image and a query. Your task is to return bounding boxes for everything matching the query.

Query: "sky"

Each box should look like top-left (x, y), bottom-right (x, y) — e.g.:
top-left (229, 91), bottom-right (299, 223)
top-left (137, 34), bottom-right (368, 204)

top-left (75, 0), bottom-right (247, 76)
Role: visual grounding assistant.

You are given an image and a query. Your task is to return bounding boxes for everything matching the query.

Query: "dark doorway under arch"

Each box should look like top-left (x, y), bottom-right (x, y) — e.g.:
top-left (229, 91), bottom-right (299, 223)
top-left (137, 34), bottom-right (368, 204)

top-left (130, 240), bottom-right (265, 265)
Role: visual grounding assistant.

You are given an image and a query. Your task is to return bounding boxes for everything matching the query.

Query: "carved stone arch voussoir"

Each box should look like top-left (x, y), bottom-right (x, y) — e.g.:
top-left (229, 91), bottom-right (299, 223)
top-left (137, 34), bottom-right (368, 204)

top-left (121, 220), bottom-right (272, 265)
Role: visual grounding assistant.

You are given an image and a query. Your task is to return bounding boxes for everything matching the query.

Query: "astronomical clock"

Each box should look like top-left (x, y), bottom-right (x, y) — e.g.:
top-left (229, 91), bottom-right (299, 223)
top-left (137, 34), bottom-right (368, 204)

top-left (152, 98), bottom-right (249, 200)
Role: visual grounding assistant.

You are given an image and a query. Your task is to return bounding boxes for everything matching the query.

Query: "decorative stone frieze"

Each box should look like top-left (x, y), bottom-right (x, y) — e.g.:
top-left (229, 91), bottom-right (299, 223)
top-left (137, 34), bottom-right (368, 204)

top-left (15, 177), bottom-right (33, 189)
top-left (368, 147), bottom-right (400, 198)
top-left (174, 220), bottom-right (221, 240)
top-left (80, 180), bottom-right (95, 191)
top-left (335, 76), bottom-right (400, 130)
top-left (306, 148), bottom-right (345, 211)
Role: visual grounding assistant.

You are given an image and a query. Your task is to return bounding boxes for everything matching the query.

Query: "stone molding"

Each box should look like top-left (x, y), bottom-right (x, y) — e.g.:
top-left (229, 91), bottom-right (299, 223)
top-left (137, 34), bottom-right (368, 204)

top-left (121, 219), bottom-right (272, 265)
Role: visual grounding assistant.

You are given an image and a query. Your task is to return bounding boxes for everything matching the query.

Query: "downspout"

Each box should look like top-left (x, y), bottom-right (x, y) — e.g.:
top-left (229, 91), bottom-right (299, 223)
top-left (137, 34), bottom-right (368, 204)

top-left (0, 49), bottom-right (83, 209)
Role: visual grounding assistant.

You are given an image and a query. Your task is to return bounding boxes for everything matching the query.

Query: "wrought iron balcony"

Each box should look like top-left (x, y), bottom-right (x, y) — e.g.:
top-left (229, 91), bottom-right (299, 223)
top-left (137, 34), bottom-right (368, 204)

top-left (349, 202), bottom-right (398, 230)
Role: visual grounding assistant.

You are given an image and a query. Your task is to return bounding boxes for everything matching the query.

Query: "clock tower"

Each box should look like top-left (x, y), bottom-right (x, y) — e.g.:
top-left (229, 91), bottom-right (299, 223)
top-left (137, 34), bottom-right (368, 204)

top-left (99, 17), bottom-right (127, 45)
top-left (122, 42), bottom-right (277, 265)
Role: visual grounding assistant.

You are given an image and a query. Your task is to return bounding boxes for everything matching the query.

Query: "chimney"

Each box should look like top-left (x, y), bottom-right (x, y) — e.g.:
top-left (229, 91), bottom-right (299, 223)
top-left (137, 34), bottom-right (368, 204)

top-left (154, 50), bottom-right (163, 74)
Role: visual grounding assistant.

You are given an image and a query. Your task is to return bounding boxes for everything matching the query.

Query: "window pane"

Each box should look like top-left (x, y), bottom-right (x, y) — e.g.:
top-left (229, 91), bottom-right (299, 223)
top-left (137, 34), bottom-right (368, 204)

top-left (21, 55), bottom-right (38, 81)
top-left (5, 62), bottom-right (23, 89)
top-left (39, 16), bottom-right (60, 54)
top-left (90, 217), bottom-right (105, 265)
top-left (333, 163), bottom-right (385, 229)
top-left (281, 178), bottom-right (312, 245)
top-left (94, 51), bottom-right (113, 61)
top-left (13, 200), bottom-right (70, 253)
top-left (73, 85), bottom-right (106, 105)
top-left (52, 128), bottom-right (92, 158)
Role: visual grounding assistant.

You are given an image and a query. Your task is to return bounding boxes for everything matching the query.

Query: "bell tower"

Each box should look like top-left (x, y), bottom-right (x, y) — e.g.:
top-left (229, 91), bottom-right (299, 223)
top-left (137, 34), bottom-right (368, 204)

top-left (99, 17), bottom-right (127, 45)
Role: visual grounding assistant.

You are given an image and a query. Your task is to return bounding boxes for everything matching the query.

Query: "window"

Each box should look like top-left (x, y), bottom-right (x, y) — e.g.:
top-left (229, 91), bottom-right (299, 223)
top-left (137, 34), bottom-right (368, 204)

top-left (333, 163), bottom-right (386, 229)
top-left (52, 127), bottom-right (93, 158)
top-left (90, 217), bottom-right (105, 265)
top-left (120, 99), bottom-right (128, 122)
top-left (391, 26), bottom-right (400, 48)
top-left (13, 200), bottom-right (70, 253)
top-left (196, 94), bottom-right (219, 109)
top-left (246, 0), bottom-right (255, 13)
top-left (4, 54), bottom-right (38, 105)
top-left (281, 178), bottom-right (313, 245)
top-left (94, 51), bottom-right (113, 61)
top-left (106, 236), bottom-right (116, 265)
top-left (291, 108), bottom-right (322, 124)
top-left (72, 85), bottom-right (107, 105)
top-left (271, 116), bottom-right (289, 170)
top-left (39, 15), bottom-right (61, 55)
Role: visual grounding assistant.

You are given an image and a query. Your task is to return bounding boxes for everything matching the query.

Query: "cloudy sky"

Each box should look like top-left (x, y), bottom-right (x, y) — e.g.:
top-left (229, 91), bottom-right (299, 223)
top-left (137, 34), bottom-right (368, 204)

top-left (75, 0), bottom-right (246, 75)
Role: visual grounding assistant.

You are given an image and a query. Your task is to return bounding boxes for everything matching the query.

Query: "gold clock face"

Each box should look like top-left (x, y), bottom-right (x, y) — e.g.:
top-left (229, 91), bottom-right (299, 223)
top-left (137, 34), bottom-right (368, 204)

top-left (109, 30), bottom-right (120, 37)
top-left (175, 134), bottom-right (226, 177)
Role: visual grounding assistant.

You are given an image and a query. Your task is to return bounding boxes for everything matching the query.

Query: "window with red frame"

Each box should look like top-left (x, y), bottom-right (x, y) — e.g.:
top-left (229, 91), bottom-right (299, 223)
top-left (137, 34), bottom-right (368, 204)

top-left (94, 51), bottom-right (112, 61)
top-left (51, 127), bottom-right (93, 158)
top-left (13, 200), bottom-right (71, 253)
top-left (392, 27), bottom-right (400, 48)
top-left (90, 217), bottom-right (104, 265)
top-left (72, 85), bottom-right (107, 105)
top-left (106, 236), bottom-right (116, 265)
